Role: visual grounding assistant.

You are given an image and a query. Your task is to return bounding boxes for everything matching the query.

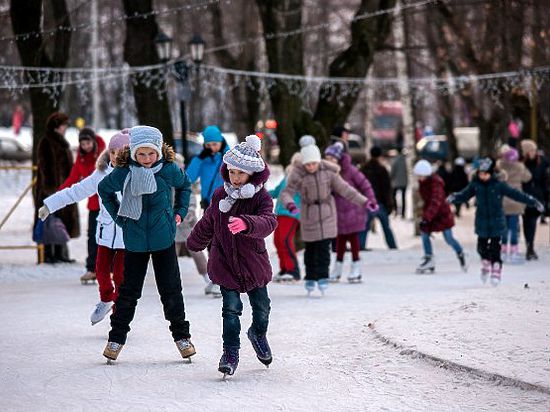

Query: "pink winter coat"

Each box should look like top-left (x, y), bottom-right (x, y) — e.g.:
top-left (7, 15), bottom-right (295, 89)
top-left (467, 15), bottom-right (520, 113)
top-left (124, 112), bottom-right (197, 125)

top-left (335, 153), bottom-right (377, 234)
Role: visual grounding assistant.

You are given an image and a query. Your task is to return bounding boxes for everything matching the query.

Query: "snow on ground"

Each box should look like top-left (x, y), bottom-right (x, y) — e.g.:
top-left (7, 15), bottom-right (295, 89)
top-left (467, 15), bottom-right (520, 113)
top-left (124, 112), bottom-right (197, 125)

top-left (1, 163), bottom-right (550, 411)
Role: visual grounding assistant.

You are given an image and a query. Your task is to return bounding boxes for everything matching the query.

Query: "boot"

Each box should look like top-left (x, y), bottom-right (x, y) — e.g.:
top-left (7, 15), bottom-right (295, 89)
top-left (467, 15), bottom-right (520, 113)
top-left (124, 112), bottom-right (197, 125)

top-left (80, 271), bottom-right (96, 285)
top-left (509, 244), bottom-right (523, 264)
top-left (416, 255), bottom-right (435, 274)
top-left (329, 261), bottom-right (343, 282)
top-left (103, 341), bottom-right (124, 361)
top-left (54, 244), bottom-right (75, 263)
top-left (526, 243), bottom-right (538, 261)
top-left (175, 338), bottom-right (196, 359)
top-left (317, 278), bottom-right (329, 296)
top-left (247, 328), bottom-right (272, 366)
top-left (304, 280), bottom-right (316, 295)
top-left (218, 347), bottom-right (239, 377)
top-left (43, 244), bottom-right (58, 264)
top-left (457, 252), bottom-right (468, 273)
top-left (347, 261), bottom-right (362, 283)
top-left (490, 262), bottom-right (502, 286)
top-left (205, 282), bottom-right (222, 298)
top-left (90, 301), bottom-right (113, 325)
top-left (480, 259), bottom-right (491, 284)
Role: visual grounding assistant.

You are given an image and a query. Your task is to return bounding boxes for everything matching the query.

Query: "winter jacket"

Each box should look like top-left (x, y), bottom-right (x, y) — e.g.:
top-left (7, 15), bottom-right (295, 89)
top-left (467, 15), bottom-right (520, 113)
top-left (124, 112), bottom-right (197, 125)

top-left (497, 159), bottom-right (532, 215)
top-left (269, 176), bottom-right (301, 220)
top-left (98, 145), bottom-right (191, 253)
top-left (43, 151), bottom-right (125, 250)
top-left (281, 159), bottom-right (367, 242)
top-left (36, 129), bottom-right (80, 238)
top-left (186, 139), bottom-right (230, 203)
top-left (523, 155), bottom-right (550, 214)
top-left (187, 164), bottom-right (277, 293)
top-left (418, 174), bottom-right (455, 233)
top-left (448, 165), bottom-right (469, 194)
top-left (390, 153), bottom-right (408, 188)
top-left (335, 153), bottom-right (377, 235)
top-left (360, 159), bottom-right (394, 210)
top-left (59, 135), bottom-right (106, 211)
top-left (452, 175), bottom-right (537, 238)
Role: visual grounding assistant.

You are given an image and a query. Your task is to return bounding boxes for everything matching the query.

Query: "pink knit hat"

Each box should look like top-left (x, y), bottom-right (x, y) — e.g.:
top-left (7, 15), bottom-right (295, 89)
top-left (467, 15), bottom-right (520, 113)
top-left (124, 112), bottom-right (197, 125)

top-left (108, 128), bottom-right (130, 150)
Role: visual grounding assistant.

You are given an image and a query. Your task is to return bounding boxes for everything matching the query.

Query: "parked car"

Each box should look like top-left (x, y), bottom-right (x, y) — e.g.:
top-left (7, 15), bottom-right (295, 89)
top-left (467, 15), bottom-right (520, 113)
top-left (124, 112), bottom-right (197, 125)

top-left (416, 134), bottom-right (449, 161)
top-left (347, 133), bottom-right (367, 164)
top-left (0, 135), bottom-right (32, 161)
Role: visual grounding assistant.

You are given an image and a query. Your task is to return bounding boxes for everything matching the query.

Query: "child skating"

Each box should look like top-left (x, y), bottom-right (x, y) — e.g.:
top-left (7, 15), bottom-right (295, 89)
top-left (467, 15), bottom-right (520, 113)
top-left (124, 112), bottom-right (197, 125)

top-left (324, 142), bottom-right (378, 283)
top-left (280, 139), bottom-right (374, 295)
top-left (187, 135), bottom-right (277, 378)
top-left (413, 160), bottom-right (466, 274)
top-left (98, 126), bottom-right (195, 362)
top-left (38, 130), bottom-right (130, 325)
top-left (447, 157), bottom-right (543, 285)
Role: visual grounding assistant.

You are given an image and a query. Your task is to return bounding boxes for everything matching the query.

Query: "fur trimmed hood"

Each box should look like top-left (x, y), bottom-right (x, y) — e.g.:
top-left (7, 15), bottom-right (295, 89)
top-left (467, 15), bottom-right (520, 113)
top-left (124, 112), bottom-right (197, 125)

top-left (115, 143), bottom-right (176, 167)
top-left (96, 150), bottom-right (111, 172)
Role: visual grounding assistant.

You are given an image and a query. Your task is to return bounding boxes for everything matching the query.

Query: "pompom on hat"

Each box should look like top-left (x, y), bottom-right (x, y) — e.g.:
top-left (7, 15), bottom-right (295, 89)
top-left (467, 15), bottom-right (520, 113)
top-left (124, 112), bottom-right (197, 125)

top-left (454, 156), bottom-right (465, 166)
top-left (503, 147), bottom-right (519, 162)
top-left (108, 128), bottom-right (130, 151)
top-left (223, 134), bottom-right (265, 175)
top-left (130, 125), bottom-right (163, 161)
top-left (299, 135), bottom-right (316, 148)
top-left (413, 159), bottom-right (433, 177)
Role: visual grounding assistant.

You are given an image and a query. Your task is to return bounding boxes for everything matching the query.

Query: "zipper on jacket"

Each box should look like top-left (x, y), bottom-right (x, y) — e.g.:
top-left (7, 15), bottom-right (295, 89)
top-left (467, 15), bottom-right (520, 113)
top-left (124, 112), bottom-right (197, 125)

top-left (315, 173), bottom-right (325, 239)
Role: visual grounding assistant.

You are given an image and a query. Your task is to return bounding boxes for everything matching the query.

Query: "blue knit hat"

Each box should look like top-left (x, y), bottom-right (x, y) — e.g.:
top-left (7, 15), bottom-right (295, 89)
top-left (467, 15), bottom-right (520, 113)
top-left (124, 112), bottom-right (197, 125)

top-left (324, 142), bottom-right (344, 160)
top-left (130, 125), bottom-right (163, 161)
top-left (223, 135), bottom-right (265, 174)
top-left (202, 125), bottom-right (223, 143)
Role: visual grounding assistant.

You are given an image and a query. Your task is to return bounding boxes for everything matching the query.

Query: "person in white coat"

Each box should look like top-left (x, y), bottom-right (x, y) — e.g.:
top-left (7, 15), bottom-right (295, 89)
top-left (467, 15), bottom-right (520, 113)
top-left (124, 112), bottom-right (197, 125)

top-left (38, 130), bottom-right (130, 325)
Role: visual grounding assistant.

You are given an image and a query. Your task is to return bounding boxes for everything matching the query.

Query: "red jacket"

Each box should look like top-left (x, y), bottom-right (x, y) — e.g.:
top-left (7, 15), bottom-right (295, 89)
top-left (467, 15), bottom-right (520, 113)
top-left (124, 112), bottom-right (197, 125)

top-left (419, 174), bottom-right (455, 233)
top-left (59, 135), bottom-right (106, 211)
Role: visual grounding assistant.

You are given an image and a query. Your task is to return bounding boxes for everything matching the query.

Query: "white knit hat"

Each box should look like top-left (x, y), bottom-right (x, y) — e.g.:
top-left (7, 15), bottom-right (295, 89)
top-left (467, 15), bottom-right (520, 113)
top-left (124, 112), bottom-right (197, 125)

top-left (301, 144), bottom-right (321, 164)
top-left (223, 134), bottom-right (265, 174)
top-left (413, 160), bottom-right (433, 176)
top-left (130, 125), bottom-right (163, 161)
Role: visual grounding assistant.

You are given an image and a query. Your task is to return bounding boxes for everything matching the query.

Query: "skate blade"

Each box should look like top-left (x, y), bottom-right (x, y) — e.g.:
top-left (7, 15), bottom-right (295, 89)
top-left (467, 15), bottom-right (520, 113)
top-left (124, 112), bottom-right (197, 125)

top-left (415, 268), bottom-right (435, 274)
top-left (105, 359), bottom-right (116, 365)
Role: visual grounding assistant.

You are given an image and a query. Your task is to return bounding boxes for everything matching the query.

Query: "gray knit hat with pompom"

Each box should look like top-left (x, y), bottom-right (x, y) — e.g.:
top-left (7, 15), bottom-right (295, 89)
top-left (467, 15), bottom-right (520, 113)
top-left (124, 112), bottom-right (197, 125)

top-left (223, 134), bottom-right (265, 174)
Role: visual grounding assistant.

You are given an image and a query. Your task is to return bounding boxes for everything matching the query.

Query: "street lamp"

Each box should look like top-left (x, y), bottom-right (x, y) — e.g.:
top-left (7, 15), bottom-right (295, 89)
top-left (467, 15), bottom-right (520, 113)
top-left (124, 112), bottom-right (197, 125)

top-left (155, 30), bottom-right (205, 161)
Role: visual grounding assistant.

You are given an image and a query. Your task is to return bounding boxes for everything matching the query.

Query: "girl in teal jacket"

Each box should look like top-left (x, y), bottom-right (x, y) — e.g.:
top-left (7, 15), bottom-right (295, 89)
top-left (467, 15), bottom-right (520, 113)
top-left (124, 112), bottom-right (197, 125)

top-left (98, 126), bottom-right (195, 364)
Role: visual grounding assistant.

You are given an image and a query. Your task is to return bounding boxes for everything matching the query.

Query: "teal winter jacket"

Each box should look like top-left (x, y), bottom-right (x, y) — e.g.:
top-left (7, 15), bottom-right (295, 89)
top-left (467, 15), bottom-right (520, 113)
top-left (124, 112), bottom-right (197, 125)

top-left (98, 145), bottom-right (191, 252)
top-left (269, 176), bottom-right (301, 219)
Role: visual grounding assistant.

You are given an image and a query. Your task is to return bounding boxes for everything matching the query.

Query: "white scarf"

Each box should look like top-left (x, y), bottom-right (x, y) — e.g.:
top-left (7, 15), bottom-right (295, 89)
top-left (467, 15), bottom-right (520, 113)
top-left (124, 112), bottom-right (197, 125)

top-left (218, 182), bottom-right (263, 213)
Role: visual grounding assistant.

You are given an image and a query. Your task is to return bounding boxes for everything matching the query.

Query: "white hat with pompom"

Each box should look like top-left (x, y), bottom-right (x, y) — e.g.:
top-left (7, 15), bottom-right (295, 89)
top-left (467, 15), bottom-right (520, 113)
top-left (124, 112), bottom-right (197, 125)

top-left (223, 134), bottom-right (265, 174)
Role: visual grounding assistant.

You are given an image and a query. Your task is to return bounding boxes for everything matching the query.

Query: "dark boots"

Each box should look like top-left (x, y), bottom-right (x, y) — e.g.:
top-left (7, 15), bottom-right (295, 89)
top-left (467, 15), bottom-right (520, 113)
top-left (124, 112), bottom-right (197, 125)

top-left (526, 242), bottom-right (538, 261)
top-left (44, 244), bottom-right (75, 264)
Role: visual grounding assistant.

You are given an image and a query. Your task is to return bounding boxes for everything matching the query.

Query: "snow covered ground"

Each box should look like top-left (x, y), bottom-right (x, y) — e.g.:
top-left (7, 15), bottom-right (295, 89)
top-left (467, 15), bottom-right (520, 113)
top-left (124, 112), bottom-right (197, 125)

top-left (1, 163), bottom-right (550, 411)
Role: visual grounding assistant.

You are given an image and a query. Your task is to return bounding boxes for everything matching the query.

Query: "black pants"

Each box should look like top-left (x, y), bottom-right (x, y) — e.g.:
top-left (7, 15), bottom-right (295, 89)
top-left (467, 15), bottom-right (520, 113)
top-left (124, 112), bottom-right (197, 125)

top-left (86, 210), bottom-right (99, 272)
top-left (477, 237), bottom-right (501, 264)
top-left (304, 239), bottom-right (332, 280)
top-left (523, 208), bottom-right (539, 245)
top-left (392, 187), bottom-right (407, 218)
top-left (108, 243), bottom-right (190, 345)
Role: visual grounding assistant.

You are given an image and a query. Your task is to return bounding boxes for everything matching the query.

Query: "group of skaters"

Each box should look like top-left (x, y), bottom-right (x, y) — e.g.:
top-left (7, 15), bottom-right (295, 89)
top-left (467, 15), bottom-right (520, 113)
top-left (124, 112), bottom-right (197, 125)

top-left (34, 113), bottom-right (548, 377)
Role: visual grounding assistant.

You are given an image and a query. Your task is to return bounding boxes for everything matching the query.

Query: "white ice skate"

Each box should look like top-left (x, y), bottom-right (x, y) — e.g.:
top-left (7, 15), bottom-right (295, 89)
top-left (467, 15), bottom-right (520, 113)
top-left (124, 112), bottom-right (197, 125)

top-left (318, 279), bottom-right (329, 296)
top-left (205, 282), bottom-right (222, 298)
top-left (347, 261), bottom-right (362, 283)
top-left (490, 262), bottom-right (502, 287)
top-left (480, 259), bottom-right (491, 284)
top-left (90, 301), bottom-right (114, 325)
top-left (304, 280), bottom-right (316, 296)
top-left (329, 261), bottom-right (343, 283)
top-left (80, 271), bottom-right (96, 285)
top-left (416, 256), bottom-right (435, 274)
top-left (508, 245), bottom-right (524, 265)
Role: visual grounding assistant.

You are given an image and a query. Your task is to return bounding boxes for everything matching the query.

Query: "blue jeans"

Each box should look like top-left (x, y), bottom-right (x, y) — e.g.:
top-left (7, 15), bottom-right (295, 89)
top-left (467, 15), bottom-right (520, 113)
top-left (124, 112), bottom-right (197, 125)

top-left (421, 229), bottom-right (463, 256)
top-left (501, 214), bottom-right (519, 245)
top-left (221, 286), bottom-right (271, 349)
top-left (359, 205), bottom-right (398, 249)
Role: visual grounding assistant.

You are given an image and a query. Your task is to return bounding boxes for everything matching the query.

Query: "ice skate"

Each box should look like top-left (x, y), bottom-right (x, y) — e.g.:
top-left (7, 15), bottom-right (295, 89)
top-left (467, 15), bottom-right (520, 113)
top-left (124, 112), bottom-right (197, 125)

top-left (329, 261), bottom-right (343, 283)
top-left (526, 243), bottom-right (538, 261)
top-left (272, 271), bottom-right (285, 282)
top-left (304, 280), bottom-right (316, 296)
top-left (80, 271), bottom-right (96, 285)
top-left (490, 262), bottom-right (502, 286)
top-left (480, 259), bottom-right (491, 284)
top-left (103, 341), bottom-right (123, 362)
top-left (90, 301), bottom-right (113, 325)
top-left (500, 244), bottom-right (509, 262)
top-left (205, 282), bottom-right (222, 298)
top-left (175, 338), bottom-right (196, 361)
top-left (415, 255), bottom-right (435, 274)
top-left (508, 245), bottom-right (524, 264)
top-left (218, 347), bottom-right (239, 378)
top-left (347, 261), bottom-right (362, 283)
top-left (457, 252), bottom-right (468, 273)
top-left (317, 278), bottom-right (329, 296)
top-left (247, 328), bottom-right (272, 367)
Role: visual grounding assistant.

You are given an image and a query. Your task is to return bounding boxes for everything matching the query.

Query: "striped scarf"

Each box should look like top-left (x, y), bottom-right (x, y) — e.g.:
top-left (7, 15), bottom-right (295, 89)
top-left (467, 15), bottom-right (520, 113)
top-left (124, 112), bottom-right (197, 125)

top-left (118, 163), bottom-right (163, 220)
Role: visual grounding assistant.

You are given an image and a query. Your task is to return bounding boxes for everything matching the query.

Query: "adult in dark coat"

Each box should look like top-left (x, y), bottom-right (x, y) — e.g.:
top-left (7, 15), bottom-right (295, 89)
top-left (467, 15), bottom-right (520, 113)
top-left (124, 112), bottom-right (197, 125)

top-left (448, 157), bottom-right (470, 217)
top-left (36, 112), bottom-right (80, 263)
top-left (358, 146), bottom-right (397, 249)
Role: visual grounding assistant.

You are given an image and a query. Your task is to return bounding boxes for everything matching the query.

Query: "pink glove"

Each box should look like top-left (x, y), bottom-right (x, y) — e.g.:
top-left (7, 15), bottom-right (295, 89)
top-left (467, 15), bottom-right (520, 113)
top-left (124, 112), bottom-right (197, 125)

top-left (365, 201), bottom-right (379, 213)
top-left (287, 202), bottom-right (300, 215)
top-left (175, 214), bottom-right (182, 226)
top-left (228, 216), bottom-right (247, 235)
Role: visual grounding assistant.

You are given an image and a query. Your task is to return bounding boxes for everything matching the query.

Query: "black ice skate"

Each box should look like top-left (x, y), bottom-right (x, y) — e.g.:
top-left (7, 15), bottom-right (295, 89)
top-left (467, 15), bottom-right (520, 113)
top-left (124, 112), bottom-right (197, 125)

top-left (416, 255), bottom-right (435, 274)
top-left (247, 328), bottom-right (272, 367)
top-left (218, 347), bottom-right (239, 378)
top-left (457, 252), bottom-right (468, 273)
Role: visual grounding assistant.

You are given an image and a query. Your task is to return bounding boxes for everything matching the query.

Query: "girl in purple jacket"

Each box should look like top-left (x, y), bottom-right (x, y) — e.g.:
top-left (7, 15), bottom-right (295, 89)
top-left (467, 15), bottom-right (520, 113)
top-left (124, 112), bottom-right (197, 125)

top-left (187, 135), bottom-right (277, 378)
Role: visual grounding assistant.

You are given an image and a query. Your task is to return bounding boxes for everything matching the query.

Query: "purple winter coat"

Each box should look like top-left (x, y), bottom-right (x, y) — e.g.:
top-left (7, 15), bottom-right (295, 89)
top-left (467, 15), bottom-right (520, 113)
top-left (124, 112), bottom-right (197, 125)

top-left (187, 164), bottom-right (277, 293)
top-left (335, 153), bottom-right (377, 235)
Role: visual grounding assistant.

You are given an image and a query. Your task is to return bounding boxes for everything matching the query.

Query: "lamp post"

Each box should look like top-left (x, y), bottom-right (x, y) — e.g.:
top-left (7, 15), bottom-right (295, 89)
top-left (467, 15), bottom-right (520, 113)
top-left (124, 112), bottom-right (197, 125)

top-left (155, 31), bottom-right (204, 161)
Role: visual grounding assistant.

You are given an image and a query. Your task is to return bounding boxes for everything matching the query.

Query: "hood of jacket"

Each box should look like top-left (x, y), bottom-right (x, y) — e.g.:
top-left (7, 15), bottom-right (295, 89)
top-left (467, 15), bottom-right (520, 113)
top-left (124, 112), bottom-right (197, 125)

top-left (115, 143), bottom-right (176, 167)
top-left (96, 150), bottom-right (111, 172)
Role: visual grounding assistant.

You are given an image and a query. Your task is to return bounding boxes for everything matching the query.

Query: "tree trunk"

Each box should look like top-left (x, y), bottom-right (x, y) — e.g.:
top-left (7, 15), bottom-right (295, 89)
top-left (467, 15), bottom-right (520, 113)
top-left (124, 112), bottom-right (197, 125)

top-left (123, 0), bottom-right (173, 145)
top-left (10, 0), bottom-right (72, 166)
